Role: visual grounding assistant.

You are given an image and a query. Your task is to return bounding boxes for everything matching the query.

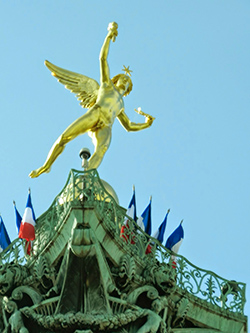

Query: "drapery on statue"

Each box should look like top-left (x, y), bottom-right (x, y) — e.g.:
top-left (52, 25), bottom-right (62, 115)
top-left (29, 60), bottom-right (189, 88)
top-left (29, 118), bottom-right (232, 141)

top-left (29, 22), bottom-right (155, 178)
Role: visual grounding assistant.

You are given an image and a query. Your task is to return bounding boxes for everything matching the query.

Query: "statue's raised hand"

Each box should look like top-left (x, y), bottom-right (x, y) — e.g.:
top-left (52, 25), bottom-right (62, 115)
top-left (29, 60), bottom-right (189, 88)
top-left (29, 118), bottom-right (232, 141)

top-left (107, 22), bottom-right (118, 42)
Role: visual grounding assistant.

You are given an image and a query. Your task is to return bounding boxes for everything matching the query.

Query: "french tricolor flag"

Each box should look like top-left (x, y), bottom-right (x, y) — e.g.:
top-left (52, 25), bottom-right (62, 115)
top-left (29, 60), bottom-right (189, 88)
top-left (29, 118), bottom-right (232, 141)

top-left (0, 216), bottom-right (11, 252)
top-left (137, 197), bottom-right (152, 254)
top-left (165, 221), bottom-right (184, 253)
top-left (137, 196), bottom-right (152, 235)
top-left (120, 186), bottom-right (137, 243)
top-left (165, 221), bottom-right (184, 268)
top-left (19, 190), bottom-right (36, 242)
top-left (13, 201), bottom-right (22, 234)
top-left (152, 209), bottom-right (170, 243)
top-left (126, 185), bottom-right (137, 221)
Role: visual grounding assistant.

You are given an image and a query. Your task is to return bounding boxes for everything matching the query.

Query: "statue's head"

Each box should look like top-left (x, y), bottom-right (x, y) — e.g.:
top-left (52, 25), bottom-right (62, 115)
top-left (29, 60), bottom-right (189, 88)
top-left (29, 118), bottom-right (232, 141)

top-left (112, 74), bottom-right (133, 96)
top-left (0, 267), bottom-right (15, 295)
top-left (143, 262), bottom-right (176, 295)
top-left (0, 263), bottom-right (29, 296)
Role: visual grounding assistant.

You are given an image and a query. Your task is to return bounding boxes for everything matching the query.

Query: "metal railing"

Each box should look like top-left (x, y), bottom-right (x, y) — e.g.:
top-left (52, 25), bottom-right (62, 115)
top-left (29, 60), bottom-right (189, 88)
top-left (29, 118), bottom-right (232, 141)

top-left (0, 169), bottom-right (246, 315)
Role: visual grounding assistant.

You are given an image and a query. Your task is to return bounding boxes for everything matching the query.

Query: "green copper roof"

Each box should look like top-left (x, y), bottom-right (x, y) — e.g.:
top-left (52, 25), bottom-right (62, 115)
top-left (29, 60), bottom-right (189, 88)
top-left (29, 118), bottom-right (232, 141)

top-left (0, 169), bottom-right (246, 316)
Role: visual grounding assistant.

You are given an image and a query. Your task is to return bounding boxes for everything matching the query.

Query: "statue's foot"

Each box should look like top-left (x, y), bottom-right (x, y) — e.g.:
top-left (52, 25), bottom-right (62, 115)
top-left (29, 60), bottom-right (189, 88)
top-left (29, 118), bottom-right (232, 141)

top-left (29, 168), bottom-right (43, 178)
top-left (29, 166), bottom-right (51, 178)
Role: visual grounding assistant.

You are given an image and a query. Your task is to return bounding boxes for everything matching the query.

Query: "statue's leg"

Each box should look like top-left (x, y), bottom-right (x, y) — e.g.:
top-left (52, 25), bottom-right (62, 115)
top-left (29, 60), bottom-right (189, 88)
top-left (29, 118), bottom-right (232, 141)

top-left (87, 127), bottom-right (112, 170)
top-left (29, 110), bottom-right (99, 178)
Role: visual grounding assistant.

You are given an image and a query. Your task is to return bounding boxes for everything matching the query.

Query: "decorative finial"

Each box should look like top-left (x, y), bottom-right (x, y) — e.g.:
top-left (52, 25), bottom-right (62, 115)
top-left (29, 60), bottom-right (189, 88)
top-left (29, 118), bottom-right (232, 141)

top-left (122, 65), bottom-right (133, 77)
top-left (79, 148), bottom-right (91, 170)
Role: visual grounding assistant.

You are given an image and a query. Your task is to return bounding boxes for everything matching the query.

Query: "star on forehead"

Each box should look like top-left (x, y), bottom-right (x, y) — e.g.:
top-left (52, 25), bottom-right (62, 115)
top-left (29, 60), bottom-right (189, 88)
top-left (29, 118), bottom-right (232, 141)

top-left (122, 65), bottom-right (133, 77)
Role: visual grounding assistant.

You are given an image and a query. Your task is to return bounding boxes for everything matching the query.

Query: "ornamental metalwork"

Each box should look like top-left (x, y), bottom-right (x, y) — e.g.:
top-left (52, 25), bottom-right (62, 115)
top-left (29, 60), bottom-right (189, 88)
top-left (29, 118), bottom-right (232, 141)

top-left (0, 169), bottom-right (247, 332)
top-left (14, 169), bottom-right (248, 314)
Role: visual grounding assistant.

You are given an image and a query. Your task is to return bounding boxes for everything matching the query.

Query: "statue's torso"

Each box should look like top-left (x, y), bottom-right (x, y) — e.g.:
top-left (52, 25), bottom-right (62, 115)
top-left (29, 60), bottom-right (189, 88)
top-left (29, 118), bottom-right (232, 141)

top-left (95, 82), bottom-right (124, 126)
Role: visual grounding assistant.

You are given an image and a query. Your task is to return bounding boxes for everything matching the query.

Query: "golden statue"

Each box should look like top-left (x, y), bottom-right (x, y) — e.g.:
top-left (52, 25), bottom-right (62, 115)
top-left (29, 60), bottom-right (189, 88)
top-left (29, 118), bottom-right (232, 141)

top-left (29, 22), bottom-right (154, 178)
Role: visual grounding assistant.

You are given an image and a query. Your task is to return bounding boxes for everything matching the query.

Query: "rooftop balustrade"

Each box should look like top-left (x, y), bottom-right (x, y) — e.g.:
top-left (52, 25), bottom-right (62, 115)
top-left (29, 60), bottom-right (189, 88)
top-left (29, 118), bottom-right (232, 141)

top-left (0, 169), bottom-right (246, 315)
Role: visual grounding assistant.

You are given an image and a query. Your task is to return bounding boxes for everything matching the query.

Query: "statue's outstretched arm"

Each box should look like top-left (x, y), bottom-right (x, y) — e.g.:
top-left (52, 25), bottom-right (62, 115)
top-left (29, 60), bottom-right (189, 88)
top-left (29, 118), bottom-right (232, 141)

top-left (99, 22), bottom-right (118, 84)
top-left (117, 110), bottom-right (154, 132)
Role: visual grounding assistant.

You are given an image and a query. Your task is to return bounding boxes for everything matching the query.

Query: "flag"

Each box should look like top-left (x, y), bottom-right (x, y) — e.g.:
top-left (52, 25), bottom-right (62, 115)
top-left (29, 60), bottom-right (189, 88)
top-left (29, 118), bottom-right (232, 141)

top-left (165, 221), bottom-right (184, 254)
top-left (137, 197), bottom-right (152, 235)
top-left (120, 186), bottom-right (137, 243)
top-left (152, 209), bottom-right (170, 243)
top-left (13, 201), bottom-right (22, 234)
top-left (126, 185), bottom-right (137, 221)
top-left (165, 221), bottom-right (184, 269)
top-left (19, 190), bottom-right (36, 243)
top-left (0, 216), bottom-right (11, 252)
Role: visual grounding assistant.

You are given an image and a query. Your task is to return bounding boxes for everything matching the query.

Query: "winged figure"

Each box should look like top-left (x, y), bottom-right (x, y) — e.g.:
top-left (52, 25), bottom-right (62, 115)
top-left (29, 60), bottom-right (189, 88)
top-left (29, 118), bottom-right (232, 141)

top-left (29, 22), bottom-right (154, 178)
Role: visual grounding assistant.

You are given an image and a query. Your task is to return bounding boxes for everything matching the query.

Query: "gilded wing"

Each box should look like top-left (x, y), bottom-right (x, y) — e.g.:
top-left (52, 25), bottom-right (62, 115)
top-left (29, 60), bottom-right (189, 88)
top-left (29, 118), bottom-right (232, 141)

top-left (45, 60), bottom-right (100, 109)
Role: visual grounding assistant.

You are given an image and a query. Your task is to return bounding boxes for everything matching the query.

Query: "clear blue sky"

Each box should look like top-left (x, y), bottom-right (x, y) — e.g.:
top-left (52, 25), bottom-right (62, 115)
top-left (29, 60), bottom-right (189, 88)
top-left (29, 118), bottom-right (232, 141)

top-left (0, 0), bottom-right (249, 318)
